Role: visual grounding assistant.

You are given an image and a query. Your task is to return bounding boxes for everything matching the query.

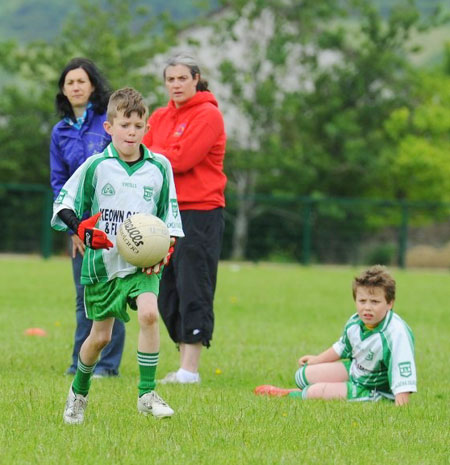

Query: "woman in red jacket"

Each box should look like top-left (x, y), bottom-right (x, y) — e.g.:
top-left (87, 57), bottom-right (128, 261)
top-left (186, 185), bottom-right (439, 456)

top-left (143, 53), bottom-right (226, 384)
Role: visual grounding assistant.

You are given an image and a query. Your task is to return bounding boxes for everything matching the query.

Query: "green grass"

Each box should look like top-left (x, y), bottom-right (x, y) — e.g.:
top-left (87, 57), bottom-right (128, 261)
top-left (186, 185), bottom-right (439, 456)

top-left (0, 257), bottom-right (449, 464)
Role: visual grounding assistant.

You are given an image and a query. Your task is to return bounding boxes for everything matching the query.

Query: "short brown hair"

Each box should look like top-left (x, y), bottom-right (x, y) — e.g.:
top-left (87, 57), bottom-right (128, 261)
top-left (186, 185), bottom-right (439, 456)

top-left (352, 265), bottom-right (396, 303)
top-left (106, 87), bottom-right (148, 122)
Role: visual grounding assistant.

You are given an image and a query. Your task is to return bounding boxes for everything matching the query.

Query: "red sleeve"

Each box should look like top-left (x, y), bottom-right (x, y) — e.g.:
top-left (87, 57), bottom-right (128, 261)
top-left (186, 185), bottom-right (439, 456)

top-left (146, 107), bottom-right (224, 174)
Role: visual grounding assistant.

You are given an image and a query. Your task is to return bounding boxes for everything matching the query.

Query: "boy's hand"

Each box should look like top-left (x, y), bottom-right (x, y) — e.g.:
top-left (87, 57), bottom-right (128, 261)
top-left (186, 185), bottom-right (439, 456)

top-left (298, 355), bottom-right (318, 366)
top-left (395, 392), bottom-right (410, 406)
top-left (77, 212), bottom-right (113, 250)
top-left (143, 237), bottom-right (176, 275)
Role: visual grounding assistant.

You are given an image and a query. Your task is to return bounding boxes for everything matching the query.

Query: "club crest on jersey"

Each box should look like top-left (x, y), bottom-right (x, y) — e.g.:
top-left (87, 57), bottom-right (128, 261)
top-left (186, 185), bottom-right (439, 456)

top-left (398, 362), bottom-right (412, 378)
top-left (55, 189), bottom-right (67, 204)
top-left (365, 350), bottom-right (374, 361)
top-left (102, 183), bottom-right (115, 196)
top-left (170, 199), bottom-right (179, 218)
top-left (143, 187), bottom-right (153, 201)
top-left (173, 123), bottom-right (186, 137)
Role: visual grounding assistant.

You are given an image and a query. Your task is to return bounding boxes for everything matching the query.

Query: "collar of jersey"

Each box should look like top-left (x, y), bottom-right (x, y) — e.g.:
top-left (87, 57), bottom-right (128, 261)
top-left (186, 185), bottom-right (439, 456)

top-left (358, 310), bottom-right (393, 338)
top-left (105, 143), bottom-right (153, 160)
top-left (105, 143), bottom-right (153, 176)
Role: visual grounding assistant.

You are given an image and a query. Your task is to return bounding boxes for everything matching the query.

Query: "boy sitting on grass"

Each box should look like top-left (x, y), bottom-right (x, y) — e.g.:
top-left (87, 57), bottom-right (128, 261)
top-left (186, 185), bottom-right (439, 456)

top-left (255, 265), bottom-right (417, 406)
top-left (52, 87), bottom-right (184, 424)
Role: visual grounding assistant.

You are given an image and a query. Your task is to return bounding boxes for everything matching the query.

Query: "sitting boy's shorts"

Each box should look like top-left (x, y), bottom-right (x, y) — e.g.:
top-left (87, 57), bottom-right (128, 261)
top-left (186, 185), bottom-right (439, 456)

top-left (84, 272), bottom-right (161, 323)
top-left (342, 360), bottom-right (394, 402)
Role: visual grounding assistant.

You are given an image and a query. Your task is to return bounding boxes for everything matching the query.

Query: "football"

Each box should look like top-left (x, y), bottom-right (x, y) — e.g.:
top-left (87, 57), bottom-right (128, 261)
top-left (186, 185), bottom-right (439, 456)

top-left (117, 213), bottom-right (170, 268)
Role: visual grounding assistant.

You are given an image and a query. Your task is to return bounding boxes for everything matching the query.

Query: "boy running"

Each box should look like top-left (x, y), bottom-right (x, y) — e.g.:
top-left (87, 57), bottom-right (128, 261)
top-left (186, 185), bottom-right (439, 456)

top-left (51, 87), bottom-right (184, 424)
top-left (255, 265), bottom-right (417, 406)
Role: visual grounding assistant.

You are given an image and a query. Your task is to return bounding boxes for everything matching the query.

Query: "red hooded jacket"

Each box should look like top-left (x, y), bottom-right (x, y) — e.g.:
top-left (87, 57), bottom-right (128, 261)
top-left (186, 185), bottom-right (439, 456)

top-left (143, 91), bottom-right (226, 211)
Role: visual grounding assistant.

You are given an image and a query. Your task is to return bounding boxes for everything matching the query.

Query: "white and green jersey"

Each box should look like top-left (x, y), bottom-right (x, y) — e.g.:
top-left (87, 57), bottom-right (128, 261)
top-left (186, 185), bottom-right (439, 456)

top-left (51, 143), bottom-right (184, 285)
top-left (332, 311), bottom-right (417, 395)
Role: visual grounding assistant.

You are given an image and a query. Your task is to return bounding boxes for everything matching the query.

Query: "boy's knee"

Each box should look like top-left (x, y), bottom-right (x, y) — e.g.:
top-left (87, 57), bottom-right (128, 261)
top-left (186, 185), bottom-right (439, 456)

top-left (91, 332), bottom-right (112, 350)
top-left (139, 307), bottom-right (159, 327)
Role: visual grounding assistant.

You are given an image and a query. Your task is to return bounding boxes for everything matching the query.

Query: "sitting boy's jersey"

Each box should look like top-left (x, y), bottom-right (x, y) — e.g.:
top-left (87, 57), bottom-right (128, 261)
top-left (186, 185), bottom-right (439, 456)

top-left (51, 143), bottom-right (184, 285)
top-left (332, 311), bottom-right (417, 395)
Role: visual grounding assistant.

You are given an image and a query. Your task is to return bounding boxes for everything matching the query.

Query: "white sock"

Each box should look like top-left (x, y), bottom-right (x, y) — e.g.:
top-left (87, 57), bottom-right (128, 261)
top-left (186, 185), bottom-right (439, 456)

top-left (177, 368), bottom-right (200, 382)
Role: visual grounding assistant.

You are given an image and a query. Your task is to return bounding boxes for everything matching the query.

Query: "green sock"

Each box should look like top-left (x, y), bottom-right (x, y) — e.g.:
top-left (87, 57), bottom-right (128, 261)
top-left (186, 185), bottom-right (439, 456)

top-left (137, 351), bottom-right (159, 397)
top-left (72, 356), bottom-right (96, 396)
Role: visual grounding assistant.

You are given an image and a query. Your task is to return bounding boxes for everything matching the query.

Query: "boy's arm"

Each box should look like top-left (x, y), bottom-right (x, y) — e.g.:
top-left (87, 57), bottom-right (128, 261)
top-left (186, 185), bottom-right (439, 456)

top-left (58, 209), bottom-right (113, 250)
top-left (298, 347), bottom-right (340, 366)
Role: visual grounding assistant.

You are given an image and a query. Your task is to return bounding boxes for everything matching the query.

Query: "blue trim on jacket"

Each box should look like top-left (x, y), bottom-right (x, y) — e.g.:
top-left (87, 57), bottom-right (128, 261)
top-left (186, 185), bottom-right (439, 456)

top-left (50, 106), bottom-right (111, 199)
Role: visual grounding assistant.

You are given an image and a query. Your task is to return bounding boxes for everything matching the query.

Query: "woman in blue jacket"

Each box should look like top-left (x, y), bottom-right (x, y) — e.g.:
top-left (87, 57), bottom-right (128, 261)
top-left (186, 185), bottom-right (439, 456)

top-left (50, 57), bottom-right (125, 377)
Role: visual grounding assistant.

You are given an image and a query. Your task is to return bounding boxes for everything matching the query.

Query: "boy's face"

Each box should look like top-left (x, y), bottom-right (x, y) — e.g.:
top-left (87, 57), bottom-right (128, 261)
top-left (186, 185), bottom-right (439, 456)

top-left (104, 111), bottom-right (147, 161)
top-left (355, 286), bottom-right (393, 327)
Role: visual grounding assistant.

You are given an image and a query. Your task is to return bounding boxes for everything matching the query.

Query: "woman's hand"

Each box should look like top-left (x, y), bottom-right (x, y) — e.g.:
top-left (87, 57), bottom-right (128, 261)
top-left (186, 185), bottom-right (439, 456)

top-left (71, 234), bottom-right (86, 258)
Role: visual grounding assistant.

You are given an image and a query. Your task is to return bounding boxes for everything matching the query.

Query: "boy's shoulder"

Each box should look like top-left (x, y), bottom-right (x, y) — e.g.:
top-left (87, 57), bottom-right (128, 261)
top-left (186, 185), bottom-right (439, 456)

top-left (73, 149), bottom-right (112, 178)
top-left (83, 150), bottom-right (110, 167)
top-left (144, 146), bottom-right (171, 166)
top-left (344, 313), bottom-right (360, 327)
top-left (386, 311), bottom-right (413, 334)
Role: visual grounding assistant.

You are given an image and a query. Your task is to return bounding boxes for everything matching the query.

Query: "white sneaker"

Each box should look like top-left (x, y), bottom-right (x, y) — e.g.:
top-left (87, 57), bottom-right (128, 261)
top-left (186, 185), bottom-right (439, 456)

top-left (137, 391), bottom-right (174, 418)
top-left (63, 384), bottom-right (88, 424)
top-left (159, 371), bottom-right (200, 384)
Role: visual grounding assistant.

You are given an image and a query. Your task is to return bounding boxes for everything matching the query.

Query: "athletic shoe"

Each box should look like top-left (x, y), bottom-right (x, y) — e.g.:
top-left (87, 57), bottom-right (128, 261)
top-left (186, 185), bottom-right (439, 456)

top-left (92, 369), bottom-right (119, 379)
top-left (159, 371), bottom-right (200, 384)
top-left (63, 384), bottom-right (88, 424)
top-left (137, 391), bottom-right (174, 418)
top-left (64, 367), bottom-right (76, 376)
top-left (254, 385), bottom-right (302, 397)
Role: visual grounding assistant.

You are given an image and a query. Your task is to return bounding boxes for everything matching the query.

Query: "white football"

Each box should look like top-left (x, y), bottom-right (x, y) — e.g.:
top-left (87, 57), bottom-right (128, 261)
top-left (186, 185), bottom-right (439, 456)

top-left (117, 213), bottom-right (170, 267)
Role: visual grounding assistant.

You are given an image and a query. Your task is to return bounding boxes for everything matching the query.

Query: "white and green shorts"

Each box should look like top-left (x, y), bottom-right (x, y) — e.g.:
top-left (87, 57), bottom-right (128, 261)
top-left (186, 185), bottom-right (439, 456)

top-left (84, 271), bottom-right (161, 323)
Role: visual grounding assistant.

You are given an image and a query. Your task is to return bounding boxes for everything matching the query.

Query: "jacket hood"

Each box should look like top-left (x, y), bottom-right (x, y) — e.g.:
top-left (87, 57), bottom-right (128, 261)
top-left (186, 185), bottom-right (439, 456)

top-left (168, 91), bottom-right (218, 112)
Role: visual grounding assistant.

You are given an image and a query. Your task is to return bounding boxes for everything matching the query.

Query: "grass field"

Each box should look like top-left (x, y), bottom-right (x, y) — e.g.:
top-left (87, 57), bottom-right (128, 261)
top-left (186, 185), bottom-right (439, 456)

top-left (0, 256), bottom-right (449, 465)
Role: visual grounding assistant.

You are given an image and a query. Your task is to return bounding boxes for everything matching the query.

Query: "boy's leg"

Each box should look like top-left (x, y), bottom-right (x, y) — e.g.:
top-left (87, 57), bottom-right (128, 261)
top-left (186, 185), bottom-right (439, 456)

top-left (64, 318), bottom-right (114, 424)
top-left (291, 361), bottom-right (349, 400)
top-left (135, 292), bottom-right (173, 418)
top-left (73, 318), bottom-right (115, 394)
top-left (94, 319), bottom-right (125, 376)
top-left (295, 361), bottom-right (348, 389)
top-left (136, 292), bottom-right (160, 394)
top-left (301, 382), bottom-right (348, 400)
top-left (68, 251), bottom-right (92, 374)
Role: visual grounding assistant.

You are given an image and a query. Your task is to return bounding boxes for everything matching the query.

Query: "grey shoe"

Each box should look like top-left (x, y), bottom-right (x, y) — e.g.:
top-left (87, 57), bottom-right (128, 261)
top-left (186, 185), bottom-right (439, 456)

top-left (137, 391), bottom-right (174, 418)
top-left (63, 384), bottom-right (88, 424)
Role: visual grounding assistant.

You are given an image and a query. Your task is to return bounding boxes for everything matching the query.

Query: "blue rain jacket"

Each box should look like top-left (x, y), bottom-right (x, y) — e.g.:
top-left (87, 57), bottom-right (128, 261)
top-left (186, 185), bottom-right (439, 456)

top-left (50, 107), bottom-right (111, 198)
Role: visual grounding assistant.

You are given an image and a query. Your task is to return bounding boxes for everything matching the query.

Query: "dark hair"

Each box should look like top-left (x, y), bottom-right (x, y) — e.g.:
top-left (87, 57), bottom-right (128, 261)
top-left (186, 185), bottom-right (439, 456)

top-left (55, 57), bottom-right (111, 120)
top-left (107, 87), bottom-right (148, 122)
top-left (163, 52), bottom-right (209, 92)
top-left (352, 265), bottom-right (396, 303)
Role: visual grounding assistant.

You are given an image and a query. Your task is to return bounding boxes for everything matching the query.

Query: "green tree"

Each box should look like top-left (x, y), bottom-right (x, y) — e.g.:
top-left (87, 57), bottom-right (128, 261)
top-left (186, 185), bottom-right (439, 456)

top-left (381, 71), bottom-right (450, 202)
top-left (209, 0), bottom-right (434, 259)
